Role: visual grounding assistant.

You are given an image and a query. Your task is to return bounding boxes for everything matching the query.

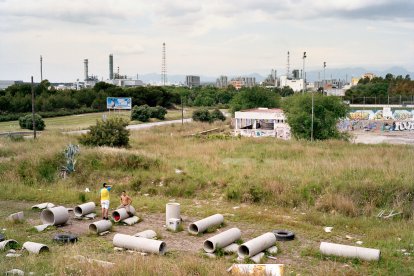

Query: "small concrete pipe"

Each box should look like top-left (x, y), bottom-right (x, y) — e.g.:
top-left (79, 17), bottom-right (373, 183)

top-left (113, 233), bottom-right (166, 255)
top-left (134, 230), bottom-right (157, 239)
top-left (40, 206), bottom-right (69, 226)
top-left (238, 232), bottom-right (276, 258)
top-left (0, 239), bottom-right (18, 250)
top-left (166, 202), bottom-right (180, 225)
top-left (74, 202), bottom-right (96, 217)
top-left (23, 241), bottom-right (49, 254)
top-left (320, 242), bottom-right (380, 261)
top-left (188, 214), bottom-right (224, 235)
top-left (112, 206), bottom-right (136, 222)
top-left (203, 228), bottom-right (241, 253)
top-left (89, 220), bottom-right (112, 234)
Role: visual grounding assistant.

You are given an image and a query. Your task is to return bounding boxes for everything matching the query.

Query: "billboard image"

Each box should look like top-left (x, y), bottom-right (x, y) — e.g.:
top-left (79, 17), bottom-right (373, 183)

top-left (106, 97), bottom-right (132, 110)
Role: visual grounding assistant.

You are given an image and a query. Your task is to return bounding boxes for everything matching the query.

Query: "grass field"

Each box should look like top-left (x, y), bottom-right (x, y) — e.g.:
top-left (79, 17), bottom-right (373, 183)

top-left (0, 108), bottom-right (192, 132)
top-left (0, 120), bottom-right (413, 275)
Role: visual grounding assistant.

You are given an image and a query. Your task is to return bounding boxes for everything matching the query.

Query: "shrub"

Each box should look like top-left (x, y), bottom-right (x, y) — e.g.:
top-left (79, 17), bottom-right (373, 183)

top-left (150, 106), bottom-right (168, 120)
top-left (18, 114), bottom-right (45, 130)
top-left (210, 109), bottom-right (226, 121)
top-left (79, 117), bottom-right (130, 147)
top-left (192, 108), bottom-right (211, 122)
top-left (131, 105), bottom-right (151, 122)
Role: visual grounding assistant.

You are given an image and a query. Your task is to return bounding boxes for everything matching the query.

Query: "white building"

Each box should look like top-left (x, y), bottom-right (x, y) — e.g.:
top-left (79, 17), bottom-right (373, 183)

top-left (234, 108), bottom-right (291, 139)
top-left (105, 78), bottom-right (144, 87)
top-left (279, 75), bottom-right (304, 92)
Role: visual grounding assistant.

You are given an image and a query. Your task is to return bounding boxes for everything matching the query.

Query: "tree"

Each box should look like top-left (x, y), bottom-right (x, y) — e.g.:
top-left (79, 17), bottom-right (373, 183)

top-left (283, 94), bottom-right (348, 140)
top-left (210, 108), bottom-right (226, 121)
top-left (79, 117), bottom-right (130, 147)
top-left (192, 108), bottom-right (211, 122)
top-left (229, 87), bottom-right (280, 113)
top-left (18, 114), bottom-right (45, 131)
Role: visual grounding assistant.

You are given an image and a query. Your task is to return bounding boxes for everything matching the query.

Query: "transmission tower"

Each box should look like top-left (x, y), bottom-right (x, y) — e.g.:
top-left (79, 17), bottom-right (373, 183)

top-left (161, 42), bottom-right (167, 86)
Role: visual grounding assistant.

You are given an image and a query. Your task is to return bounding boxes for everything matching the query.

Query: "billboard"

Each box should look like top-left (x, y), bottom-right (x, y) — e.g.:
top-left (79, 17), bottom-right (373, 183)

top-left (106, 97), bottom-right (132, 110)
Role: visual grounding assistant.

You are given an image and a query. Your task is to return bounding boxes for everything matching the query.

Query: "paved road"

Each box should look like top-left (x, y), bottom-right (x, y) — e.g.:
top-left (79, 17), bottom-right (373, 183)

top-left (65, 118), bottom-right (193, 135)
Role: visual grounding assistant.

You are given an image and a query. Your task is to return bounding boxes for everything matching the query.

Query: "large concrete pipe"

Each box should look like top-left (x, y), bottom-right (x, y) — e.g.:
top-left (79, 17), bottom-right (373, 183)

top-left (320, 242), bottom-right (380, 261)
top-left (166, 203), bottom-right (180, 225)
top-left (188, 214), bottom-right (224, 235)
top-left (23, 241), bottom-right (49, 254)
top-left (134, 230), bottom-right (157, 239)
top-left (113, 234), bottom-right (166, 255)
top-left (74, 202), bottom-right (96, 217)
top-left (89, 220), bottom-right (112, 234)
top-left (203, 228), bottom-right (241, 253)
top-left (238, 232), bottom-right (276, 258)
top-left (40, 206), bottom-right (69, 226)
top-left (112, 206), bottom-right (136, 222)
top-left (0, 239), bottom-right (18, 250)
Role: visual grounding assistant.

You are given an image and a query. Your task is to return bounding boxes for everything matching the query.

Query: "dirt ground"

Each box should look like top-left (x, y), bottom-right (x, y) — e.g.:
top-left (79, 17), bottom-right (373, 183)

top-left (352, 130), bottom-right (414, 145)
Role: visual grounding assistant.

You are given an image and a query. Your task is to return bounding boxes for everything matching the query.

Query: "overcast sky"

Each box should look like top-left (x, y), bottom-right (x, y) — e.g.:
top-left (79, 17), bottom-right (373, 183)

top-left (1, 0), bottom-right (413, 82)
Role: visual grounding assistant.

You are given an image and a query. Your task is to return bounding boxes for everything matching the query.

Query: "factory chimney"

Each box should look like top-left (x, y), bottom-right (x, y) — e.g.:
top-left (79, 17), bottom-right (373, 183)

top-left (84, 59), bottom-right (89, 81)
top-left (109, 54), bottom-right (114, 80)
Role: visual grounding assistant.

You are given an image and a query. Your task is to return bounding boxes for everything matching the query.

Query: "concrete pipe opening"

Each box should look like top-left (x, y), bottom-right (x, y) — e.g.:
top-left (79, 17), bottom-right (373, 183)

top-left (112, 210), bottom-right (121, 222)
top-left (74, 207), bottom-right (83, 217)
top-left (89, 224), bottom-right (98, 233)
top-left (238, 245), bottom-right (250, 257)
top-left (188, 224), bottom-right (199, 234)
top-left (40, 206), bottom-right (69, 226)
top-left (203, 240), bottom-right (215, 252)
top-left (159, 242), bottom-right (167, 255)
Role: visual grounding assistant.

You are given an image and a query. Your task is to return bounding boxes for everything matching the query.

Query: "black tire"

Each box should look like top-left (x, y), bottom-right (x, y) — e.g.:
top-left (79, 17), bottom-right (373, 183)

top-left (272, 230), bottom-right (295, 241)
top-left (0, 233), bottom-right (5, 242)
top-left (53, 233), bottom-right (78, 244)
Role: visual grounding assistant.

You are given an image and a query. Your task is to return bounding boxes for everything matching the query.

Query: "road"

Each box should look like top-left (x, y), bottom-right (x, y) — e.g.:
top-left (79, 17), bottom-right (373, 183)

top-left (65, 118), bottom-right (193, 135)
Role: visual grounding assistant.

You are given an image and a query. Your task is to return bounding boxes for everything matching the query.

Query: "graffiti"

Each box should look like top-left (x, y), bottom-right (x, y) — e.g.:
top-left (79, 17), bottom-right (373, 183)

top-left (348, 108), bottom-right (414, 121)
top-left (395, 121), bottom-right (414, 131)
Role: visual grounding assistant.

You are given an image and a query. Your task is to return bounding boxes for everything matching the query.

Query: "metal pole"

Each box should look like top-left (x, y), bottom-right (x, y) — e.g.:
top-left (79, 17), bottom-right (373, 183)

top-left (311, 91), bottom-right (314, 141)
top-left (40, 55), bottom-right (43, 82)
top-left (181, 96), bottom-right (184, 125)
top-left (302, 52), bottom-right (306, 94)
top-left (31, 76), bottom-right (36, 139)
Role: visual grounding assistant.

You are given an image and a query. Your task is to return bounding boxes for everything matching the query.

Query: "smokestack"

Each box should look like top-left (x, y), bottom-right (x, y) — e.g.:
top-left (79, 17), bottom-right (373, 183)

top-left (109, 54), bottom-right (114, 80)
top-left (84, 59), bottom-right (89, 81)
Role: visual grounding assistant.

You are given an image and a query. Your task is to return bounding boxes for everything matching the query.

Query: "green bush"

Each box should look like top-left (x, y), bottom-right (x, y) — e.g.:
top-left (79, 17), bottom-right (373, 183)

top-left (131, 105), bottom-right (151, 122)
top-left (18, 114), bottom-right (45, 130)
top-left (150, 106), bottom-right (168, 120)
top-left (192, 108), bottom-right (211, 122)
top-left (210, 109), bottom-right (226, 121)
top-left (78, 117), bottom-right (130, 147)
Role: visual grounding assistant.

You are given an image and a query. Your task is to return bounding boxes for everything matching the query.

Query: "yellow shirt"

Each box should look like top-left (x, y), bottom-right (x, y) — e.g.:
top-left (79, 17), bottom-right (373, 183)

top-left (100, 188), bottom-right (110, 201)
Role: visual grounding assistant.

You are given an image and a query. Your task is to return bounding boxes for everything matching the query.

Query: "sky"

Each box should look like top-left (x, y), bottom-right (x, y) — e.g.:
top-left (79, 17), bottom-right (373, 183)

top-left (0, 0), bottom-right (414, 82)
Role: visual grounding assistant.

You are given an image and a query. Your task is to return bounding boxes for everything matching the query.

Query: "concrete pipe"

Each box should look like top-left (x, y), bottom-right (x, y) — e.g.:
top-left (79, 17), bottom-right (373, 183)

top-left (203, 228), bottom-right (241, 253)
top-left (0, 239), bottom-right (18, 250)
top-left (320, 242), bottom-right (380, 261)
top-left (89, 220), bottom-right (112, 234)
top-left (74, 202), bottom-right (96, 217)
top-left (166, 202), bottom-right (180, 225)
top-left (188, 214), bottom-right (224, 235)
top-left (113, 233), bottom-right (166, 255)
top-left (134, 230), bottom-right (157, 239)
top-left (40, 206), bottom-right (69, 226)
top-left (8, 211), bottom-right (24, 222)
top-left (23, 241), bottom-right (49, 254)
top-left (112, 206), bottom-right (136, 222)
top-left (238, 232), bottom-right (276, 258)
top-left (122, 216), bottom-right (139, 226)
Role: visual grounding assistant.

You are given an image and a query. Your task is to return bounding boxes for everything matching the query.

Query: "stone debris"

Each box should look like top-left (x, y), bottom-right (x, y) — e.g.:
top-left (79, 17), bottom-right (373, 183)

top-left (8, 211), bottom-right (24, 223)
top-left (114, 247), bottom-right (124, 252)
top-left (34, 224), bottom-right (51, 232)
top-left (84, 188), bottom-right (90, 193)
top-left (223, 243), bottom-right (239, 254)
top-left (250, 252), bottom-right (265, 264)
top-left (99, 231), bottom-right (110, 236)
top-left (356, 241), bottom-right (363, 245)
top-left (267, 246), bottom-right (278, 255)
top-left (73, 255), bottom-right (114, 268)
top-left (5, 269), bottom-right (24, 275)
top-left (122, 216), bottom-right (139, 226)
top-left (31, 203), bottom-right (55, 210)
top-left (324, 227), bottom-right (333, 233)
top-left (204, 253), bottom-right (216, 259)
top-left (6, 253), bottom-right (22, 258)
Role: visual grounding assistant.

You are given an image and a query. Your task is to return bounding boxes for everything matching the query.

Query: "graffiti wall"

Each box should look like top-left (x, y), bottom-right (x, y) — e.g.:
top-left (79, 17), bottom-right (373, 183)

top-left (339, 107), bottom-right (414, 132)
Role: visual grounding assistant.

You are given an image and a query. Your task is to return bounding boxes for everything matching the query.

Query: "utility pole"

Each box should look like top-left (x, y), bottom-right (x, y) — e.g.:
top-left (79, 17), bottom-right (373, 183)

top-left (323, 62), bottom-right (326, 95)
top-left (40, 55), bottom-right (43, 82)
top-left (311, 89), bottom-right (314, 142)
top-left (31, 76), bottom-right (36, 139)
top-left (302, 52), bottom-right (306, 94)
top-left (181, 96), bottom-right (184, 126)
